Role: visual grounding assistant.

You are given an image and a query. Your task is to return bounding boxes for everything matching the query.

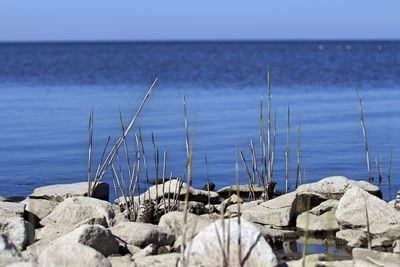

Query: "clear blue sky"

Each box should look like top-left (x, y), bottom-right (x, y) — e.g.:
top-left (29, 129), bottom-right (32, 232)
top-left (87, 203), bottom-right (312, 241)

top-left (1, 0), bottom-right (399, 41)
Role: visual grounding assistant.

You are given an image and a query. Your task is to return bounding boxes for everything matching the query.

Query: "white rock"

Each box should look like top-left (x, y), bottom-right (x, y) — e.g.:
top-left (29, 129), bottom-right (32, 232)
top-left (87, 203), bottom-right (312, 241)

top-left (353, 248), bottom-right (400, 267)
top-left (21, 198), bottom-right (58, 227)
top-left (110, 222), bottom-right (174, 248)
top-left (40, 196), bottom-right (114, 227)
top-left (0, 216), bottom-right (35, 251)
top-left (296, 200), bottom-right (339, 231)
top-left (133, 253), bottom-right (180, 267)
top-left (0, 234), bottom-right (24, 266)
top-left (0, 202), bottom-right (25, 218)
top-left (242, 192), bottom-right (296, 227)
top-left (38, 242), bottom-right (111, 267)
top-left (50, 224), bottom-right (119, 257)
top-left (183, 217), bottom-right (278, 267)
top-left (30, 182), bottom-right (109, 201)
top-left (217, 184), bottom-right (265, 199)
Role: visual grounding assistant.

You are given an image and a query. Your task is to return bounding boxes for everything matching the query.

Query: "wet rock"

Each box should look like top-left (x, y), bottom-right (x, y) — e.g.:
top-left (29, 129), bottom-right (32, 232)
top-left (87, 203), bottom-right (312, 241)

top-left (110, 222), bottom-right (174, 248)
top-left (21, 198), bottom-right (58, 227)
top-left (242, 192), bottom-right (297, 227)
top-left (40, 196), bottom-right (114, 227)
top-left (38, 242), bottom-right (111, 267)
top-left (29, 181), bottom-right (109, 202)
top-left (217, 184), bottom-right (265, 199)
top-left (133, 253), bottom-right (180, 267)
top-left (183, 217), bottom-right (278, 267)
top-left (353, 247), bottom-right (400, 267)
top-left (296, 199), bottom-right (339, 232)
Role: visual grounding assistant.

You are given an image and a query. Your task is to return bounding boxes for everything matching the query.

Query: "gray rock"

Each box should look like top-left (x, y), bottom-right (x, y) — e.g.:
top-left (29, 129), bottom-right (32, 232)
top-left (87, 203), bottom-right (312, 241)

top-left (40, 196), bottom-right (114, 227)
top-left (353, 247), bottom-right (400, 267)
top-left (110, 222), bottom-right (174, 248)
top-left (255, 224), bottom-right (298, 245)
top-left (183, 217), bottom-right (278, 267)
top-left (107, 255), bottom-right (133, 267)
top-left (38, 242), bottom-right (111, 267)
top-left (217, 184), bottom-right (266, 199)
top-left (0, 234), bottom-right (24, 266)
top-left (296, 199), bottom-right (339, 232)
top-left (21, 198), bottom-right (58, 227)
top-left (219, 194), bottom-right (243, 214)
top-left (36, 224), bottom-right (74, 242)
top-left (336, 229), bottom-right (367, 248)
top-left (29, 182), bottom-right (109, 202)
top-left (49, 224), bottom-right (119, 257)
top-left (286, 254), bottom-right (353, 267)
top-left (226, 200), bottom-right (263, 214)
top-left (158, 211), bottom-right (212, 239)
top-left (133, 253), bottom-right (180, 267)
top-left (392, 240), bottom-right (400, 253)
top-left (0, 216), bottom-right (35, 251)
top-left (0, 202), bottom-right (25, 218)
top-left (295, 176), bottom-right (381, 215)
top-left (242, 192), bottom-right (297, 227)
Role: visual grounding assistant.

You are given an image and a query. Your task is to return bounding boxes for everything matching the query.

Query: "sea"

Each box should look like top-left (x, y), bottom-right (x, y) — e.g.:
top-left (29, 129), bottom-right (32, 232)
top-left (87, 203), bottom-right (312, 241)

top-left (0, 41), bottom-right (399, 201)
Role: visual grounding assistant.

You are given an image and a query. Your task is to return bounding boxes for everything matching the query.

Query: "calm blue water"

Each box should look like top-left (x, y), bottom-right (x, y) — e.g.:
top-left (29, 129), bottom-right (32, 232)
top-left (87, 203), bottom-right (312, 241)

top-left (0, 41), bottom-right (399, 200)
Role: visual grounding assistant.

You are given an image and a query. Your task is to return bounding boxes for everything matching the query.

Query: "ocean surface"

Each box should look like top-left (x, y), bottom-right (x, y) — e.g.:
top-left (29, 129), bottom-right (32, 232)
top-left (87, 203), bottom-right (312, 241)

top-left (0, 41), bottom-right (399, 201)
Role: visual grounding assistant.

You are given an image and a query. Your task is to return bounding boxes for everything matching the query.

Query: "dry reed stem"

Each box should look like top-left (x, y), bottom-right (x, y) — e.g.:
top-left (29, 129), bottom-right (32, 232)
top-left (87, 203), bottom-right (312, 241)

top-left (296, 116), bottom-right (302, 189)
top-left (285, 105), bottom-right (290, 193)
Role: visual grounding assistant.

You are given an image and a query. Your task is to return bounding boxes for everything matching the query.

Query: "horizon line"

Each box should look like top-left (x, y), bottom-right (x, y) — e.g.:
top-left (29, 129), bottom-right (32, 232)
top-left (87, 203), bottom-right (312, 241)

top-left (1, 38), bottom-right (400, 44)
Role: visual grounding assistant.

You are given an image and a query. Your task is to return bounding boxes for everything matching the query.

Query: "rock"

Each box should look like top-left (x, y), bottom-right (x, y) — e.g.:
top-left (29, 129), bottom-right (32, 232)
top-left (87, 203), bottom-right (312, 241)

top-left (286, 254), bottom-right (353, 267)
top-left (50, 224), bottom-right (119, 257)
top-left (348, 180), bottom-right (382, 198)
top-left (296, 199), bottom-right (339, 232)
top-left (353, 248), bottom-right (400, 267)
top-left (183, 217), bottom-right (277, 267)
top-left (29, 181), bottom-right (109, 201)
top-left (40, 196), bottom-right (114, 227)
top-left (116, 180), bottom-right (220, 205)
top-left (336, 229), bottom-right (367, 248)
top-left (158, 211), bottom-right (212, 239)
top-left (0, 216), bottom-right (35, 251)
top-left (201, 182), bottom-right (216, 191)
top-left (295, 176), bottom-right (381, 214)
top-left (110, 222), bottom-right (174, 248)
top-left (242, 192), bottom-right (297, 227)
top-left (0, 234), bottom-right (24, 266)
top-left (219, 194), bottom-right (243, 214)
top-left (255, 224), bottom-right (298, 246)
top-left (336, 187), bottom-right (400, 229)
top-left (217, 184), bottom-right (265, 199)
top-left (226, 200), bottom-right (263, 214)
top-left (131, 243), bottom-right (158, 258)
top-left (133, 253), bottom-right (180, 267)
top-left (38, 242), bottom-right (111, 267)
top-left (6, 262), bottom-right (37, 267)
top-left (0, 202), bottom-right (25, 218)
top-left (23, 239), bottom-right (47, 263)
top-left (158, 199), bottom-right (206, 215)
top-left (393, 240), bottom-right (400, 253)
top-left (107, 255), bottom-right (133, 267)
top-left (36, 224), bottom-right (75, 242)
top-left (21, 198), bottom-right (58, 227)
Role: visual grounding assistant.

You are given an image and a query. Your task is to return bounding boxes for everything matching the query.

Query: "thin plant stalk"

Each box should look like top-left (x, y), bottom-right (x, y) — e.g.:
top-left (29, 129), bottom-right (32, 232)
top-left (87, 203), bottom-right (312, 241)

top-left (365, 199), bottom-right (371, 250)
top-left (90, 77), bottom-right (158, 196)
top-left (270, 109), bottom-right (277, 179)
top-left (357, 88), bottom-right (371, 182)
top-left (296, 116), bottom-right (302, 189)
top-left (239, 150), bottom-right (256, 200)
top-left (285, 105), bottom-right (290, 193)
top-left (235, 145), bottom-right (242, 266)
top-left (87, 109), bottom-right (94, 196)
top-left (267, 65), bottom-right (272, 184)
top-left (205, 154), bottom-right (211, 217)
top-left (388, 146), bottom-right (393, 182)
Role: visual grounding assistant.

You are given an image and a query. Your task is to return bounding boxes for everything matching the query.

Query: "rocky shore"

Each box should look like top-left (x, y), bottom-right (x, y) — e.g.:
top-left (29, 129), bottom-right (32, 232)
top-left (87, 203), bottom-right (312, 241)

top-left (1, 176), bottom-right (400, 266)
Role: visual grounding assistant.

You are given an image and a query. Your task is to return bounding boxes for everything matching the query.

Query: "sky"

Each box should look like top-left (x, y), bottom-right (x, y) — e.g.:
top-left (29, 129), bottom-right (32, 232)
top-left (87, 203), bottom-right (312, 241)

top-left (0, 0), bottom-right (399, 41)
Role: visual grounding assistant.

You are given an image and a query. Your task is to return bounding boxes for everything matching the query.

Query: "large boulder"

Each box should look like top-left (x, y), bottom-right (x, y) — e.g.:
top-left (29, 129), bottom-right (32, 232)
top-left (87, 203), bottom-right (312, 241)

top-left (49, 224), bottom-right (119, 257)
top-left (296, 199), bottom-right (339, 232)
top-left (21, 198), bottom-right (58, 227)
top-left (116, 180), bottom-right (220, 206)
top-left (110, 222), bottom-right (174, 248)
top-left (0, 216), bottom-right (35, 251)
top-left (242, 192), bottom-right (297, 227)
top-left (353, 248), bottom-right (400, 267)
top-left (335, 187), bottom-right (400, 248)
top-left (295, 176), bottom-right (381, 214)
top-left (158, 211), bottom-right (212, 239)
top-left (40, 196), bottom-right (114, 227)
top-left (29, 182), bottom-right (109, 202)
top-left (0, 202), bottom-right (25, 218)
top-left (38, 242), bottom-right (111, 267)
top-left (183, 217), bottom-right (278, 267)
